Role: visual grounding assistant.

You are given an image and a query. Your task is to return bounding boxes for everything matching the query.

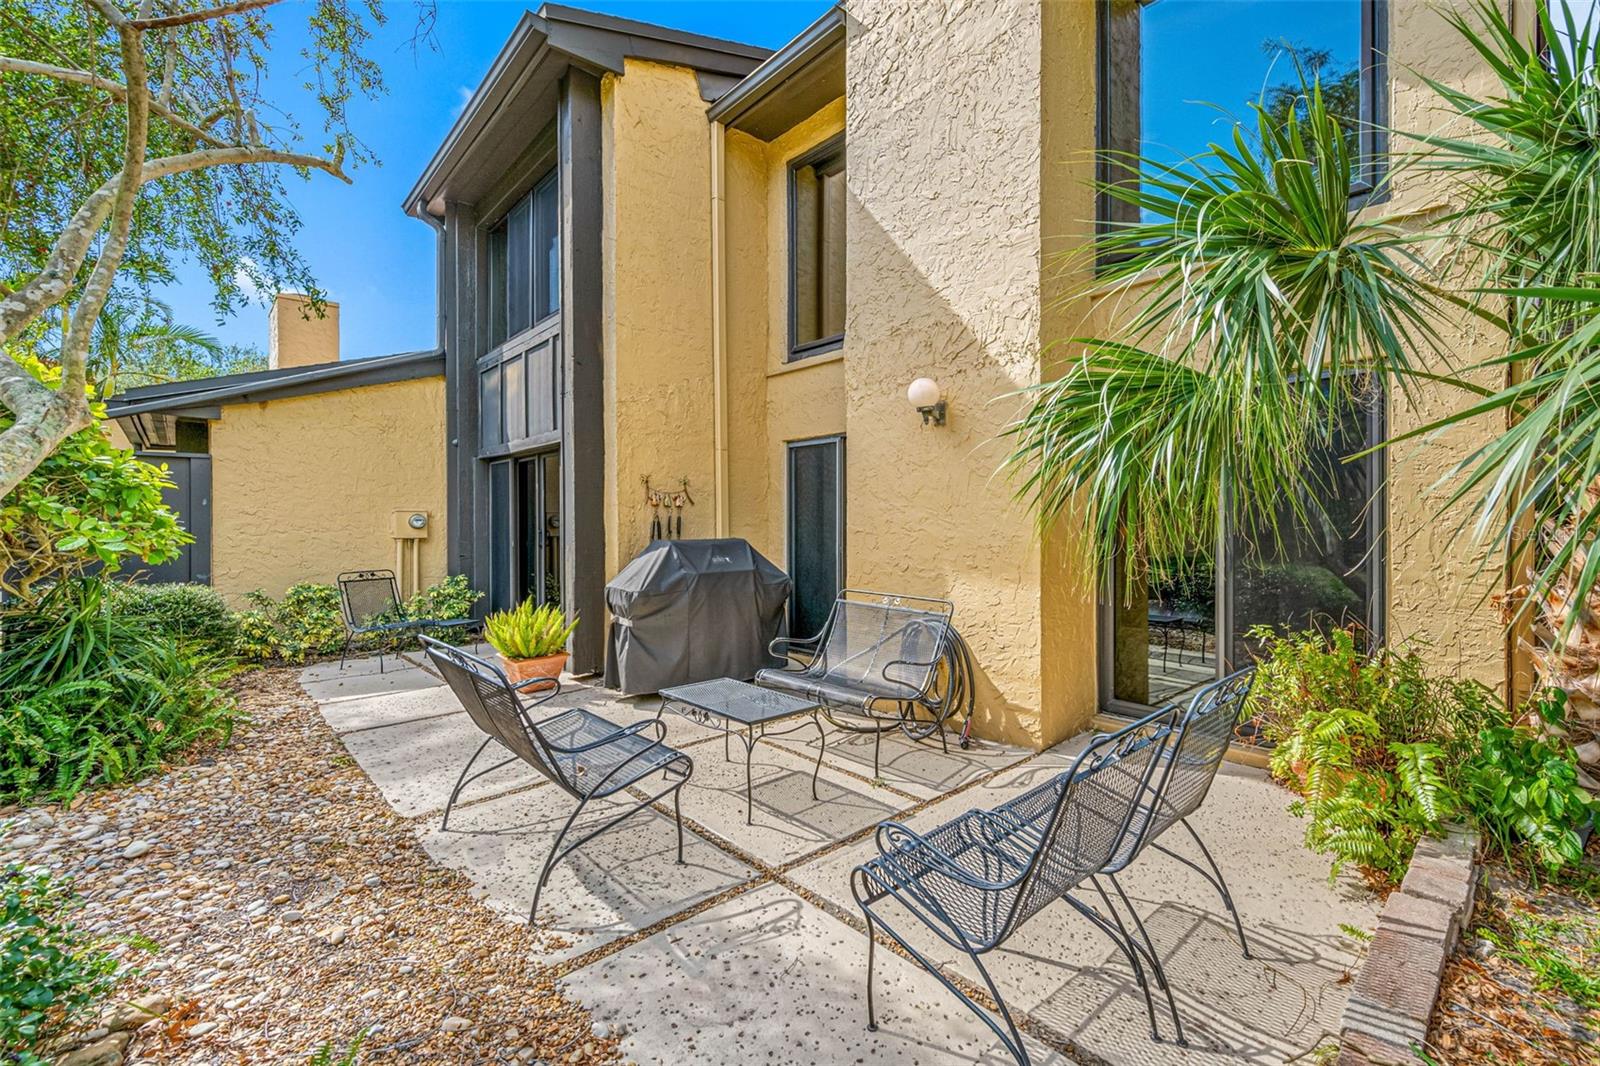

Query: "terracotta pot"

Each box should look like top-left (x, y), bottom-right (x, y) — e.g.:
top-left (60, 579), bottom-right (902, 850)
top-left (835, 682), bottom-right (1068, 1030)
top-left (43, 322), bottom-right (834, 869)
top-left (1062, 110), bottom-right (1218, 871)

top-left (500, 652), bottom-right (568, 684)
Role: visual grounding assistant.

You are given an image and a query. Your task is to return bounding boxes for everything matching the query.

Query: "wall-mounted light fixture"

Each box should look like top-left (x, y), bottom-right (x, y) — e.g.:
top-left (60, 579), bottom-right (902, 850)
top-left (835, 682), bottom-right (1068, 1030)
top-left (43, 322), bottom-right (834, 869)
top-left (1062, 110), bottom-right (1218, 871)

top-left (907, 377), bottom-right (946, 427)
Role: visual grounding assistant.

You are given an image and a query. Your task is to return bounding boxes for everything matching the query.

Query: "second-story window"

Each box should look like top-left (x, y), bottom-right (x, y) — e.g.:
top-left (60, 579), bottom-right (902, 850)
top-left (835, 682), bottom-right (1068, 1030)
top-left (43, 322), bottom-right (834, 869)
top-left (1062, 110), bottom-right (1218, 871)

top-left (788, 135), bottom-right (846, 360)
top-left (1098, 0), bottom-right (1386, 225)
top-left (487, 169), bottom-right (561, 350)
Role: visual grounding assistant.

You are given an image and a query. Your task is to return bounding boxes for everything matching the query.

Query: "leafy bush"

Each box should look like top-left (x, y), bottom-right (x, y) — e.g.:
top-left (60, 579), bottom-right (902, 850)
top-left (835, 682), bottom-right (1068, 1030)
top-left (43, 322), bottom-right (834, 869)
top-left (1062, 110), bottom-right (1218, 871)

top-left (0, 351), bottom-right (188, 604)
top-left (1, 860), bottom-right (120, 1062)
top-left (103, 581), bottom-right (238, 655)
top-left (1252, 628), bottom-right (1599, 883)
top-left (235, 576), bottom-right (482, 663)
top-left (0, 579), bottom-right (235, 804)
top-left (484, 599), bottom-right (577, 660)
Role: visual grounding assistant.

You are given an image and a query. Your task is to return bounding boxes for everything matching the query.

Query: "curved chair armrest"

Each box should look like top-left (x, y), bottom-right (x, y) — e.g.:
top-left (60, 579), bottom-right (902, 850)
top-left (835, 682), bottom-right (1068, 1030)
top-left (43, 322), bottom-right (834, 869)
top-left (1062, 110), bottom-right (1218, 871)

top-left (512, 675), bottom-right (562, 706)
top-left (541, 717), bottom-right (663, 755)
top-left (768, 633), bottom-right (822, 670)
top-left (873, 821), bottom-right (1021, 892)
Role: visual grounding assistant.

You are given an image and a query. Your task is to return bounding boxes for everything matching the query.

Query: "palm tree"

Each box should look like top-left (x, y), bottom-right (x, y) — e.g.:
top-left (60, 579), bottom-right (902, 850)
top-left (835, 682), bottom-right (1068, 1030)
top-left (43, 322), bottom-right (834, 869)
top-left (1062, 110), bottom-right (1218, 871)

top-left (1003, 1), bottom-right (1599, 777)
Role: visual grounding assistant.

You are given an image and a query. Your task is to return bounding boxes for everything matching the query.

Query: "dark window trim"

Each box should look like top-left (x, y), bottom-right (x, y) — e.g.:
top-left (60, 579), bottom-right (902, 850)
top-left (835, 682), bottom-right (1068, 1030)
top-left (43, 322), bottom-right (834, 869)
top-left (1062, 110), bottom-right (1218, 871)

top-left (482, 166), bottom-right (562, 351)
top-left (785, 433), bottom-right (846, 635)
top-left (786, 133), bottom-right (847, 362)
top-left (1095, 0), bottom-right (1390, 236)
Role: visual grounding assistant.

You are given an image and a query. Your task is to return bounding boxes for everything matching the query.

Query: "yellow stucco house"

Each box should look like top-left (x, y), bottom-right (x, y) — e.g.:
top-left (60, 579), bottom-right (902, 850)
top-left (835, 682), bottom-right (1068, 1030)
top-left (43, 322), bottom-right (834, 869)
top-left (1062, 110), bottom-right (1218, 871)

top-left (115, 1), bottom-right (1520, 750)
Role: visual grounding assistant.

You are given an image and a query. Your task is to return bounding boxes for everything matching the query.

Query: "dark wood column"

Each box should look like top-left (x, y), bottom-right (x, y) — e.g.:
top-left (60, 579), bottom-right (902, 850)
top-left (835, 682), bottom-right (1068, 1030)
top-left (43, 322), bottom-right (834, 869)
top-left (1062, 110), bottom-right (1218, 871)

top-left (440, 200), bottom-right (485, 605)
top-left (559, 67), bottom-right (606, 674)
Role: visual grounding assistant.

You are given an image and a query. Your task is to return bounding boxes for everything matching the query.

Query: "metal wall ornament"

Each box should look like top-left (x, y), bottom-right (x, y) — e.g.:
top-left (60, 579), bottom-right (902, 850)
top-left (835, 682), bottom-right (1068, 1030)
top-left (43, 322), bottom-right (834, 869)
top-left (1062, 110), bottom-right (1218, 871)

top-left (643, 476), bottom-right (695, 540)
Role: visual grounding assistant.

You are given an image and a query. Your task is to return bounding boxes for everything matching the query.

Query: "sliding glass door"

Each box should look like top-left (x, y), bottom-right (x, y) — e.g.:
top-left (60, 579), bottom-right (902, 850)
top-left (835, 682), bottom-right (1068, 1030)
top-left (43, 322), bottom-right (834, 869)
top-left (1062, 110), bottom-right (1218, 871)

top-left (485, 449), bottom-right (562, 614)
top-left (787, 436), bottom-right (844, 641)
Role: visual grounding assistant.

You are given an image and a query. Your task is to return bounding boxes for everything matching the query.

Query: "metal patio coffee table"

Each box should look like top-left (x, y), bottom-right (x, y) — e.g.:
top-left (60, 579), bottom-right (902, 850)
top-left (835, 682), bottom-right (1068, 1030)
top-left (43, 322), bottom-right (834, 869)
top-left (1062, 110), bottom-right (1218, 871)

top-left (657, 678), bottom-right (826, 825)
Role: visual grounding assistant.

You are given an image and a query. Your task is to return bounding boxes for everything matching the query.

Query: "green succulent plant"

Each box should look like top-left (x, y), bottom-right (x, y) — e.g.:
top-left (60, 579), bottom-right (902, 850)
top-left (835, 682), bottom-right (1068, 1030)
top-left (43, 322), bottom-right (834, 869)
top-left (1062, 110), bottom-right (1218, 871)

top-left (484, 600), bottom-right (578, 660)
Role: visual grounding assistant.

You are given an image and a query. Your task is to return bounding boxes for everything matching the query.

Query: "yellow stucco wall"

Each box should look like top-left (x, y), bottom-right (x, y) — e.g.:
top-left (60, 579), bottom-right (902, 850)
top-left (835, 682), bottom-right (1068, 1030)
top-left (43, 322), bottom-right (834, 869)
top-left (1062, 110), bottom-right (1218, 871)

top-left (207, 376), bottom-right (447, 603)
top-left (601, 58), bottom-right (719, 578)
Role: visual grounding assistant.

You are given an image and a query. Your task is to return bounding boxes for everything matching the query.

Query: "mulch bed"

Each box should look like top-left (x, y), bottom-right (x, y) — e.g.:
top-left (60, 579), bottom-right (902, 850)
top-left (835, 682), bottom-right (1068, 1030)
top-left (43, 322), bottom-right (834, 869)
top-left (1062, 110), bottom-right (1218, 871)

top-left (1424, 845), bottom-right (1600, 1066)
top-left (4, 667), bottom-right (622, 1064)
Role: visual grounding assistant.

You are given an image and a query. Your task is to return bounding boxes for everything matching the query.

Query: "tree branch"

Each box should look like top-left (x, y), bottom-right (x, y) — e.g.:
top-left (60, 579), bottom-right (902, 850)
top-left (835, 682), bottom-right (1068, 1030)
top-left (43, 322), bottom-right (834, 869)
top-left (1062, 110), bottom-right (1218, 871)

top-left (131, 0), bottom-right (281, 30)
top-left (0, 145), bottom-right (348, 344)
top-left (0, 55), bottom-right (228, 147)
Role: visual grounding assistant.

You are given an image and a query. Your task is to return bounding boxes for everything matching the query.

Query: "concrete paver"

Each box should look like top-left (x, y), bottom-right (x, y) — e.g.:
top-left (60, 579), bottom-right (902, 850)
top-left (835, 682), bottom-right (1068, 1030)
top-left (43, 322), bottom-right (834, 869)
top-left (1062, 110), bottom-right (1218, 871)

top-left (337, 712), bottom-right (545, 818)
top-left (769, 725), bottom-right (1034, 799)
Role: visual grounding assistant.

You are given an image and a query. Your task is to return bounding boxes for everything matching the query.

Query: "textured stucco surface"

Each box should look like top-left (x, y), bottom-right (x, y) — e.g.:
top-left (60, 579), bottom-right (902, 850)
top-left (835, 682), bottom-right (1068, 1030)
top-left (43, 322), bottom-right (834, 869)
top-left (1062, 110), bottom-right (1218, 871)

top-left (601, 59), bottom-right (719, 577)
top-left (842, 0), bottom-right (1097, 748)
top-left (207, 376), bottom-right (447, 602)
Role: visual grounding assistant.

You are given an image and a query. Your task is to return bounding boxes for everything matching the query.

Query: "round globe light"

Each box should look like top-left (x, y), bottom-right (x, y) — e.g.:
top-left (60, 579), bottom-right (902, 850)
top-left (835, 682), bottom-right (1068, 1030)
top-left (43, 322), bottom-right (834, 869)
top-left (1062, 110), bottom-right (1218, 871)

top-left (906, 377), bottom-right (941, 408)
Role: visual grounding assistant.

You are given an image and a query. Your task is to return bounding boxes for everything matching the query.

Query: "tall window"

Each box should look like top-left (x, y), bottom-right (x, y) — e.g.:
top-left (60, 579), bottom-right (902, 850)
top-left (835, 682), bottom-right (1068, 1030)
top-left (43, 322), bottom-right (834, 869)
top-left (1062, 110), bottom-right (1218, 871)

top-left (788, 136), bottom-right (846, 359)
top-left (1098, 0), bottom-right (1386, 221)
top-left (487, 170), bottom-right (560, 350)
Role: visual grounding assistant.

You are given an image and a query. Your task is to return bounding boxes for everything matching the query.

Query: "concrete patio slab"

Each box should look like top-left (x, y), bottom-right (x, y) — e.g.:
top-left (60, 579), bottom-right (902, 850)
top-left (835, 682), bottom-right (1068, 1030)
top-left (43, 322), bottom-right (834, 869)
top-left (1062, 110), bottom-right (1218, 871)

top-left (336, 713), bottom-right (545, 818)
top-left (299, 661), bottom-right (444, 703)
top-left (768, 724), bottom-right (1034, 799)
top-left (668, 739), bottom-right (912, 868)
top-left (317, 685), bottom-right (463, 734)
top-left (567, 882), bottom-right (1066, 1066)
top-left (421, 786), bottom-right (757, 962)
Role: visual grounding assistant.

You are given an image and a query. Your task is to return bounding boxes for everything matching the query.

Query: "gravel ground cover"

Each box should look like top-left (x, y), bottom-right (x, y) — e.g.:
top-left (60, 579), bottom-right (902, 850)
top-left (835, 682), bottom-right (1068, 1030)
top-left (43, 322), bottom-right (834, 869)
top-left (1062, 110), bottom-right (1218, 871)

top-left (1, 667), bottom-right (620, 1065)
top-left (1425, 850), bottom-right (1600, 1066)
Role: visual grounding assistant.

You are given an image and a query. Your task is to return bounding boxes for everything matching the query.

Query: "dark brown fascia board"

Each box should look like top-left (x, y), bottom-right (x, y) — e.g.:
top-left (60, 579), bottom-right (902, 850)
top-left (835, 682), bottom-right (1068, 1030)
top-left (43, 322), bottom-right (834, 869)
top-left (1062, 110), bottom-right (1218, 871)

top-left (105, 349), bottom-right (445, 419)
top-left (405, 4), bottom-right (770, 215)
top-left (706, 5), bottom-right (844, 133)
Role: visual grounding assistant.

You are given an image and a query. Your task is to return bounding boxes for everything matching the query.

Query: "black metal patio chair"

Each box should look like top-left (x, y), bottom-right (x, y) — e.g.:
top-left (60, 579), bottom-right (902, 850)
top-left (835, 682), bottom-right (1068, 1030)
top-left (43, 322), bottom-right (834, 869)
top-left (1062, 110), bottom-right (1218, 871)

top-left (338, 569), bottom-right (478, 672)
top-left (421, 637), bottom-right (693, 924)
top-left (755, 589), bottom-right (975, 775)
top-left (1090, 667), bottom-right (1258, 1045)
top-left (851, 708), bottom-right (1180, 1064)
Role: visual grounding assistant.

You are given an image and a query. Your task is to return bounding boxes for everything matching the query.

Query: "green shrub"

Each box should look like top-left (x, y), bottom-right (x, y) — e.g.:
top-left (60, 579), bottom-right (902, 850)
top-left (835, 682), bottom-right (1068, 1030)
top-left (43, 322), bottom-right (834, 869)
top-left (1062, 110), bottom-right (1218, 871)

top-left (1251, 627), bottom-right (1599, 883)
top-left (0, 579), bottom-right (235, 804)
top-left (399, 574), bottom-right (480, 625)
top-left (103, 581), bottom-right (238, 655)
top-left (484, 599), bottom-right (577, 660)
top-left (1, 859), bottom-right (121, 1062)
top-left (0, 351), bottom-right (188, 605)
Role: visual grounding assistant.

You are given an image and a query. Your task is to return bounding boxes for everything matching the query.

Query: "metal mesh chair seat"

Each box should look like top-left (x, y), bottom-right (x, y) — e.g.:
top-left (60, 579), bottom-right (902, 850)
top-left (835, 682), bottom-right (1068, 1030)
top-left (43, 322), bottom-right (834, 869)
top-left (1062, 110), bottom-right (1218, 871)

top-left (421, 638), bottom-right (693, 924)
top-left (852, 710), bottom-right (1181, 1062)
top-left (757, 590), bottom-right (977, 773)
top-left (536, 708), bottom-right (691, 798)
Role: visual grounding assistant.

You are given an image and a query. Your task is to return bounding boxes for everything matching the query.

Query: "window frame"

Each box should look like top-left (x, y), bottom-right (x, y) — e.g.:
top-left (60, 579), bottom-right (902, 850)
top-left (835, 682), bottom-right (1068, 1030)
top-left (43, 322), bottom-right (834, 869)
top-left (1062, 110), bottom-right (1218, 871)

top-left (485, 166), bottom-right (561, 352)
top-left (786, 434), bottom-right (846, 638)
top-left (1094, 0), bottom-right (1390, 235)
top-left (786, 134), bottom-right (847, 362)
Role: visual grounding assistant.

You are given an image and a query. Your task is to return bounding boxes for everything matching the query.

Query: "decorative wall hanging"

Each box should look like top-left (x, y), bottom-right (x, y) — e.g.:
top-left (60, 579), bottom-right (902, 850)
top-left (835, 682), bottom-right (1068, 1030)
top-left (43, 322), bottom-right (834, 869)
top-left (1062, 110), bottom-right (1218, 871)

top-left (643, 476), bottom-right (694, 540)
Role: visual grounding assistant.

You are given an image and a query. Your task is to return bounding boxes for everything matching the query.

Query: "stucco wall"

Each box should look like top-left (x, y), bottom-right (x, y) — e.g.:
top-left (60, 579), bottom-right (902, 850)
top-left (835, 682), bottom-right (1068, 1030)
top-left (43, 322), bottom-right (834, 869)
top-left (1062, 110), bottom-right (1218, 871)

top-left (601, 59), bottom-right (719, 578)
top-left (722, 102), bottom-right (850, 566)
top-left (844, 0), bottom-right (1098, 748)
top-left (207, 376), bottom-right (448, 602)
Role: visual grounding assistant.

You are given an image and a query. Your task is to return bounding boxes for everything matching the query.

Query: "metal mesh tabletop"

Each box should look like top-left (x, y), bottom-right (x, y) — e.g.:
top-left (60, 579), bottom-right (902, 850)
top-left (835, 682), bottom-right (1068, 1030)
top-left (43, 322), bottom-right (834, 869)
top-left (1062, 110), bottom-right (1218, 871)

top-left (660, 677), bottom-right (822, 726)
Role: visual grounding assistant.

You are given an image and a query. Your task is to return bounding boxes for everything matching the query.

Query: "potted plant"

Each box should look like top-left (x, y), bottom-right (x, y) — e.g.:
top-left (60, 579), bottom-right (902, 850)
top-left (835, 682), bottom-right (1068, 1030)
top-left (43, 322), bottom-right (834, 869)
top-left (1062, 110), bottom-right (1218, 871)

top-left (483, 599), bottom-right (579, 683)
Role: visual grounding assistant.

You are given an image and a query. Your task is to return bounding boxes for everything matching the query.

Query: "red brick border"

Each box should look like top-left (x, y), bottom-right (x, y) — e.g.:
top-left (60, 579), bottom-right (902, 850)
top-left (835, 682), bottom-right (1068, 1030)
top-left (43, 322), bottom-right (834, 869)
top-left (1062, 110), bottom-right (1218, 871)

top-left (1337, 826), bottom-right (1480, 1065)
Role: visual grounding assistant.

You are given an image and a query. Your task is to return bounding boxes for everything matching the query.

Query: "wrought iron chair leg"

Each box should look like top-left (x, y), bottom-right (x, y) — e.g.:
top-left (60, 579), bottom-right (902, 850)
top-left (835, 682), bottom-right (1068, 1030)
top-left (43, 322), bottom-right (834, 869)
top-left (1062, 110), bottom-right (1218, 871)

top-left (1107, 873), bottom-right (1187, 1047)
top-left (1083, 878), bottom-right (1163, 1043)
top-left (531, 797), bottom-right (588, 925)
top-left (809, 712), bottom-right (826, 801)
top-left (873, 727), bottom-right (882, 778)
top-left (851, 870), bottom-right (879, 1032)
top-left (1180, 817), bottom-right (1250, 959)
top-left (339, 633), bottom-right (352, 670)
top-left (673, 784), bottom-right (685, 864)
top-left (441, 736), bottom-right (494, 831)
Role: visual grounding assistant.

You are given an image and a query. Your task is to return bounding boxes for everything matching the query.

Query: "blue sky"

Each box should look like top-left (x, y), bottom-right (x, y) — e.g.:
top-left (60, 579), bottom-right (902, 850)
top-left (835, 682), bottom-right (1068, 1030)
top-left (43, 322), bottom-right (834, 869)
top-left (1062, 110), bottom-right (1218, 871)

top-left (156, 1), bottom-right (830, 360)
top-left (156, 0), bottom-right (1372, 361)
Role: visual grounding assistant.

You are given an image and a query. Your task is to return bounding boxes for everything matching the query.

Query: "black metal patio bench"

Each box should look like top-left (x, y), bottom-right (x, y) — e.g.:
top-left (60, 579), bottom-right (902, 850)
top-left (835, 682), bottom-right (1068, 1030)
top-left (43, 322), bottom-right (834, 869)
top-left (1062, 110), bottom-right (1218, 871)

top-left (421, 637), bottom-right (693, 924)
top-left (755, 589), bottom-right (976, 775)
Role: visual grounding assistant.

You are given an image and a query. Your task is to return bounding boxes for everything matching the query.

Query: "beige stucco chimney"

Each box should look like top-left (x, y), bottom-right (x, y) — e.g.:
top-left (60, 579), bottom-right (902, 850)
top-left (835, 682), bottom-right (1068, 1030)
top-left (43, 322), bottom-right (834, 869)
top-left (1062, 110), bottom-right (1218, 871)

top-left (268, 293), bottom-right (340, 369)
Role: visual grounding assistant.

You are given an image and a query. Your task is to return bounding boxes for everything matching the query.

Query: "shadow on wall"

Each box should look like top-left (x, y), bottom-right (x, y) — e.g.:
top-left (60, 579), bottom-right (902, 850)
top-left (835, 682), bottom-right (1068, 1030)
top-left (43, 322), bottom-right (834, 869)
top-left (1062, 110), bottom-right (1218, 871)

top-left (840, 203), bottom-right (1097, 753)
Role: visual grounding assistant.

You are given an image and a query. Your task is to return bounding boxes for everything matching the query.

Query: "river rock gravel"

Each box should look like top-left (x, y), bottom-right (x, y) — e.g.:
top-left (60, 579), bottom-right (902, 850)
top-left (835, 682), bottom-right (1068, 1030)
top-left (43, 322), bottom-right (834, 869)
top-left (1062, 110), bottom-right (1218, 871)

top-left (1, 667), bottom-right (621, 1065)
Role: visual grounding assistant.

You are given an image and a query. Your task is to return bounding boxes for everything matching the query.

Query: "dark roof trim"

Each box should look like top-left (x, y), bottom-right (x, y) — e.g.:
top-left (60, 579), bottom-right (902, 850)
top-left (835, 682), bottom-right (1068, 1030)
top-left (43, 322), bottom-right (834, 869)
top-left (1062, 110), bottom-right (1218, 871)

top-left (405, 4), bottom-right (768, 215)
top-left (105, 349), bottom-right (445, 419)
top-left (707, 6), bottom-right (844, 137)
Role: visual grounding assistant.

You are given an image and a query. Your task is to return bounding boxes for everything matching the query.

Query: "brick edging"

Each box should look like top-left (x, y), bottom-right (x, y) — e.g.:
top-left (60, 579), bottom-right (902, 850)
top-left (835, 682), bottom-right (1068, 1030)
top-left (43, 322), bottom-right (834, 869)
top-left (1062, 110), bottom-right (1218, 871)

top-left (1337, 825), bottom-right (1480, 1065)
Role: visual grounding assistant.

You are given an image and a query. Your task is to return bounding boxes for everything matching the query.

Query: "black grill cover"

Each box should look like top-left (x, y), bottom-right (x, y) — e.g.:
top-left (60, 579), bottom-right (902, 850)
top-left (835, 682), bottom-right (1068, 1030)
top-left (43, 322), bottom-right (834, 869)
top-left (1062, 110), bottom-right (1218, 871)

top-left (603, 538), bottom-right (790, 695)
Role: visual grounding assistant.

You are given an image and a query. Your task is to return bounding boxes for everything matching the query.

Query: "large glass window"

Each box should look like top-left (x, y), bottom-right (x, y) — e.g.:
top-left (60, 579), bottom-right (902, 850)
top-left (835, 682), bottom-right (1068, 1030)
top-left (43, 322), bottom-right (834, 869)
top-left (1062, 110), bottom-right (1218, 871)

top-left (487, 170), bottom-right (560, 349)
top-left (1099, 0), bottom-right (1386, 221)
top-left (788, 136), bottom-right (846, 359)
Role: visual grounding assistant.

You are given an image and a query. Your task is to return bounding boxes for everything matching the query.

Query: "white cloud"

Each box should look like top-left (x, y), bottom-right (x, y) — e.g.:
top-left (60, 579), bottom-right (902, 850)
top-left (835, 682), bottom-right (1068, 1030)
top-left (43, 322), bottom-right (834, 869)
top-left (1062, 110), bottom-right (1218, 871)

top-left (232, 256), bottom-right (268, 304)
top-left (451, 85), bottom-right (474, 119)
